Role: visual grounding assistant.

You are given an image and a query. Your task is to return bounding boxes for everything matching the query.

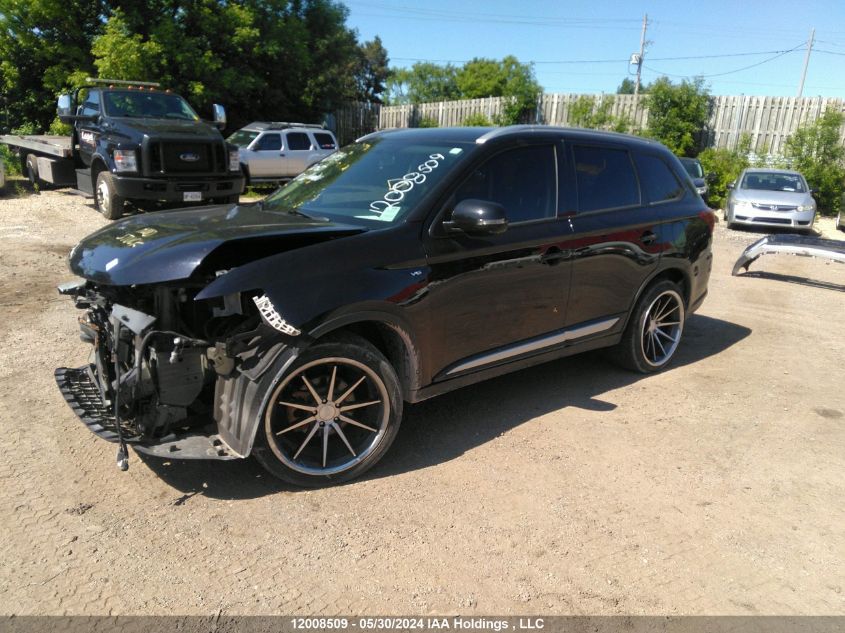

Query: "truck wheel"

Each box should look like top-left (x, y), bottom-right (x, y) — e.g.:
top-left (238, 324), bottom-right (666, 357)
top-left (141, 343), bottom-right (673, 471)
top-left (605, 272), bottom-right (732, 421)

top-left (25, 154), bottom-right (40, 189)
top-left (95, 171), bottom-right (125, 220)
top-left (253, 334), bottom-right (403, 487)
top-left (611, 280), bottom-right (686, 374)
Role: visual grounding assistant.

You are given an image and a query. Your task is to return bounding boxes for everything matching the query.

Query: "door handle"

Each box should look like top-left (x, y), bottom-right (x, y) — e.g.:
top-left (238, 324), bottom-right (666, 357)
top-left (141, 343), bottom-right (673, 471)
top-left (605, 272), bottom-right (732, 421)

top-left (640, 231), bottom-right (657, 245)
top-left (279, 153), bottom-right (286, 157)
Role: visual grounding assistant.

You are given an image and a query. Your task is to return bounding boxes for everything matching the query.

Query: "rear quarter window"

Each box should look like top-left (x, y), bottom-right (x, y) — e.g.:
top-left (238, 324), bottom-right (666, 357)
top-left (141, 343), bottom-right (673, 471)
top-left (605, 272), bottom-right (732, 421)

top-left (313, 132), bottom-right (337, 150)
top-left (573, 145), bottom-right (639, 212)
top-left (634, 153), bottom-right (685, 204)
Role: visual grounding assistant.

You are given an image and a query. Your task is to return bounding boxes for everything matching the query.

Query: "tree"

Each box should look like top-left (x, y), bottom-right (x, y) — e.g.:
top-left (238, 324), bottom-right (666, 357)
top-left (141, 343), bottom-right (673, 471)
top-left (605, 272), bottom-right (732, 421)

top-left (784, 109), bottom-right (845, 215)
top-left (456, 56), bottom-right (541, 124)
top-left (91, 9), bottom-right (163, 82)
top-left (354, 36), bottom-right (390, 104)
top-left (0, 0), bottom-right (104, 132)
top-left (616, 78), bottom-right (636, 94)
top-left (644, 77), bottom-right (710, 156)
top-left (386, 63), bottom-right (459, 104)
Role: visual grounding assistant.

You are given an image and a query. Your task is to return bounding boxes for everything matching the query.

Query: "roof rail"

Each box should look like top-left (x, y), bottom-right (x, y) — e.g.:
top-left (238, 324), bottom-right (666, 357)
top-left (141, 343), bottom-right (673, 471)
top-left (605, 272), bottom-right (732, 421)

top-left (86, 78), bottom-right (162, 88)
top-left (248, 121), bottom-right (325, 131)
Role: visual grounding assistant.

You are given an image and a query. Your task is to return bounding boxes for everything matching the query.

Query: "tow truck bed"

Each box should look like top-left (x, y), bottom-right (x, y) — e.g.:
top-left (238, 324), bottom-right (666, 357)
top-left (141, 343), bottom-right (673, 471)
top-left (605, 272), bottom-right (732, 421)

top-left (0, 134), bottom-right (73, 159)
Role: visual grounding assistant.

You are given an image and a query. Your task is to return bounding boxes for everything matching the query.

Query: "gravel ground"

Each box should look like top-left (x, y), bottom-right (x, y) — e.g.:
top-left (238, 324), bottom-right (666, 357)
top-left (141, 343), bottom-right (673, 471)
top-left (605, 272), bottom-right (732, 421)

top-left (0, 182), bottom-right (843, 616)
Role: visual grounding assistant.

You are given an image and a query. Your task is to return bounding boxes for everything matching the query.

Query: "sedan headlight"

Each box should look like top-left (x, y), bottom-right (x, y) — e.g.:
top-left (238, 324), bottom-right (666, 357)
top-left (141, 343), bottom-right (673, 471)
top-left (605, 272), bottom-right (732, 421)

top-left (797, 204), bottom-right (815, 212)
top-left (733, 200), bottom-right (751, 209)
top-left (113, 149), bottom-right (137, 172)
top-left (229, 149), bottom-right (240, 172)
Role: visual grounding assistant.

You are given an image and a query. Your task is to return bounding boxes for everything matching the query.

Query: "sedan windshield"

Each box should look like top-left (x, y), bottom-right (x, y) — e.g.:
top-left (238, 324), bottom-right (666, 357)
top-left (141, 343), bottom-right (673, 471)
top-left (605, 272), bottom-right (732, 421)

top-left (103, 91), bottom-right (199, 121)
top-left (741, 172), bottom-right (805, 192)
top-left (263, 138), bottom-right (471, 225)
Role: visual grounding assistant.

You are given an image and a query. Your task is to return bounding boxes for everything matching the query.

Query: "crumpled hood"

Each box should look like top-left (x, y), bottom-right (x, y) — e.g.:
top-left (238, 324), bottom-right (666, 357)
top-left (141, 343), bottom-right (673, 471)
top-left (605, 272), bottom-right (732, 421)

top-left (732, 189), bottom-right (814, 207)
top-left (69, 203), bottom-right (366, 286)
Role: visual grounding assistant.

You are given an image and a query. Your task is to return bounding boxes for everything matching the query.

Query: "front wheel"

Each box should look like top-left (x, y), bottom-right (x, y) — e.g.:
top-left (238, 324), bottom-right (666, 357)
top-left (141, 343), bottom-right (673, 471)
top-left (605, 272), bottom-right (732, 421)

top-left (253, 335), bottom-right (403, 487)
top-left (612, 280), bottom-right (686, 373)
top-left (95, 171), bottom-right (125, 220)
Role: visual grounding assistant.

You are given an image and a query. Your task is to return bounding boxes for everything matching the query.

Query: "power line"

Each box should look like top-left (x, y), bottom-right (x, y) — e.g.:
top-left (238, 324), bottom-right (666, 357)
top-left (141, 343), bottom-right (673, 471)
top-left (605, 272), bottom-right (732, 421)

top-left (643, 43), bottom-right (805, 79)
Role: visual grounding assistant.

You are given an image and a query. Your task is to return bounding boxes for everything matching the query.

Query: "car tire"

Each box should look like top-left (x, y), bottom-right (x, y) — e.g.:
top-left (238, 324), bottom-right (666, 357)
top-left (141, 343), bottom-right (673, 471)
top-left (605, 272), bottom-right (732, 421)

top-left (95, 171), bottom-right (125, 220)
top-left (253, 333), bottom-right (403, 487)
top-left (611, 280), bottom-right (686, 374)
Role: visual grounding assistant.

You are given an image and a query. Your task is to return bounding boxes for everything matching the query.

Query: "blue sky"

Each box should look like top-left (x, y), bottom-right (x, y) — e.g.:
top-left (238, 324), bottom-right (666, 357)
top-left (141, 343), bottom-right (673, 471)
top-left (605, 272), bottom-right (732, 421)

top-left (344, 0), bottom-right (845, 97)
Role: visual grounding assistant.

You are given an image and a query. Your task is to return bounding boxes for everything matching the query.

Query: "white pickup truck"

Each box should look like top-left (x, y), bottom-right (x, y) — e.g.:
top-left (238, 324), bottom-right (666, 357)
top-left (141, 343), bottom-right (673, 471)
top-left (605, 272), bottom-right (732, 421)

top-left (227, 122), bottom-right (338, 184)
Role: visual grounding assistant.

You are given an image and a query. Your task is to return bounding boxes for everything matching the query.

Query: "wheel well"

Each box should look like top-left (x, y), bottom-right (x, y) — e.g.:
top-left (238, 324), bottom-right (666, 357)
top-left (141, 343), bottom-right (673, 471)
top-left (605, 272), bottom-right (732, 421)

top-left (650, 268), bottom-right (690, 305)
top-left (90, 157), bottom-right (108, 188)
top-left (323, 320), bottom-right (420, 401)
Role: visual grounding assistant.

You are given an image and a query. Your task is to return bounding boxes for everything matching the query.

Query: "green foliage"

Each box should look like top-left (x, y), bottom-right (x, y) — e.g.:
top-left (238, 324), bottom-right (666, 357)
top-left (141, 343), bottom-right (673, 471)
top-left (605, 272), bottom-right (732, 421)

top-left (568, 95), bottom-right (631, 133)
top-left (697, 135), bottom-right (751, 210)
top-left (644, 77), bottom-right (710, 156)
top-left (784, 109), bottom-right (845, 216)
top-left (387, 56), bottom-right (540, 124)
top-left (0, 0), bottom-right (386, 133)
top-left (387, 63), bottom-right (460, 104)
top-left (0, 143), bottom-right (20, 175)
top-left (91, 9), bottom-right (163, 82)
top-left (462, 113), bottom-right (493, 127)
top-left (416, 116), bottom-right (439, 128)
top-left (616, 78), bottom-right (636, 94)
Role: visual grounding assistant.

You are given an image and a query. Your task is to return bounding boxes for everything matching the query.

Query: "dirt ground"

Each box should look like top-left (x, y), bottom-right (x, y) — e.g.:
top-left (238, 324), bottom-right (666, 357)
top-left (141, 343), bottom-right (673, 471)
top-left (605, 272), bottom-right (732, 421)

top-left (0, 182), bottom-right (843, 616)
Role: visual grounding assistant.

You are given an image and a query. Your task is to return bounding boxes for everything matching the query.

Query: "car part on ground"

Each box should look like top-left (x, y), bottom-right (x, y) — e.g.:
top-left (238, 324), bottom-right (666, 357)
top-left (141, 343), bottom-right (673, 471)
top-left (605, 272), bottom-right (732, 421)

top-left (725, 168), bottom-right (816, 232)
top-left (228, 122), bottom-right (337, 183)
top-left (732, 234), bottom-right (845, 276)
top-left (55, 125), bottom-right (714, 486)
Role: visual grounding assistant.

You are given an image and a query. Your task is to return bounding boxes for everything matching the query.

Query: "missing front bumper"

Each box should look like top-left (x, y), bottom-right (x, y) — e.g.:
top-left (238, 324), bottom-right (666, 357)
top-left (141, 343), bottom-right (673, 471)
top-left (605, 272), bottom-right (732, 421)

top-left (732, 234), bottom-right (845, 276)
top-left (55, 366), bottom-right (240, 460)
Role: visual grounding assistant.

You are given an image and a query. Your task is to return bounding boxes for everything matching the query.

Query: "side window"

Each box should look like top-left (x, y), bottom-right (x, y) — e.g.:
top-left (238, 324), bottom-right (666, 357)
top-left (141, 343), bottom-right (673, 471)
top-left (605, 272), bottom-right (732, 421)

top-left (573, 145), bottom-right (639, 212)
top-left (313, 132), bottom-right (337, 150)
top-left (453, 145), bottom-right (557, 223)
top-left (81, 90), bottom-right (100, 117)
top-left (634, 153), bottom-right (684, 204)
top-left (287, 132), bottom-right (312, 151)
top-left (256, 133), bottom-right (282, 151)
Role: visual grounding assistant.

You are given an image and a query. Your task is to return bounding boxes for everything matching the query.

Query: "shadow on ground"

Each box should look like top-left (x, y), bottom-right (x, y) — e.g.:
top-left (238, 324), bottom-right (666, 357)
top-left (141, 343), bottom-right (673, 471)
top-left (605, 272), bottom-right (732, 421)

top-left (137, 314), bottom-right (751, 499)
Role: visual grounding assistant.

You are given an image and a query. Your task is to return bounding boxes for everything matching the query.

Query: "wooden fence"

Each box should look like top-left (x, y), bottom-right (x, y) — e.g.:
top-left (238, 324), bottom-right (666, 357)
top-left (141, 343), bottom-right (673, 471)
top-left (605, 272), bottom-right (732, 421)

top-left (335, 94), bottom-right (845, 155)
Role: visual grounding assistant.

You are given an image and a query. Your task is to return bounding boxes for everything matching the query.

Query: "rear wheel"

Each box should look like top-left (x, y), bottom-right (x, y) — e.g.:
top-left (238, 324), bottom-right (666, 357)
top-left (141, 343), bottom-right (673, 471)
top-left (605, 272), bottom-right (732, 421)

top-left (253, 335), bottom-right (403, 487)
top-left (612, 280), bottom-right (686, 373)
top-left (95, 171), bottom-right (125, 220)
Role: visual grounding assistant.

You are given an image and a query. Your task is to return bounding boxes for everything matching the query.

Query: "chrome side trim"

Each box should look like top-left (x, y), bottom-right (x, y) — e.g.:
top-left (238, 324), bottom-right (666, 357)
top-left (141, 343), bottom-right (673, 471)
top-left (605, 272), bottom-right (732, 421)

top-left (445, 317), bottom-right (620, 376)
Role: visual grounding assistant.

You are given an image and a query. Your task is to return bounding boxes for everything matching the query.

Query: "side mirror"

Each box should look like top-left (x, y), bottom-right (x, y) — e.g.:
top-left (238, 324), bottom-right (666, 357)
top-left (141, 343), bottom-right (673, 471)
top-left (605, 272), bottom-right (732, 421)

top-left (443, 199), bottom-right (508, 236)
top-left (212, 104), bottom-right (226, 130)
top-left (57, 94), bottom-right (72, 122)
top-left (810, 188), bottom-right (819, 194)
top-left (692, 177), bottom-right (706, 189)
top-left (727, 182), bottom-right (735, 190)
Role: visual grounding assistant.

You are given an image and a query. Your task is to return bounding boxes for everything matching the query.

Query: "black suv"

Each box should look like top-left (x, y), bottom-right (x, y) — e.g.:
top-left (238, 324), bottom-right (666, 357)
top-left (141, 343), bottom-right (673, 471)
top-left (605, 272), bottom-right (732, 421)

top-left (56, 126), bottom-right (714, 486)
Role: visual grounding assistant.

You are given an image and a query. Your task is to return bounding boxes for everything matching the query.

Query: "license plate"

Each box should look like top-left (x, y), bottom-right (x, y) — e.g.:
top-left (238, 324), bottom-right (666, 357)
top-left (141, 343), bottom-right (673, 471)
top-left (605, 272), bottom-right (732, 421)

top-left (183, 192), bottom-right (202, 202)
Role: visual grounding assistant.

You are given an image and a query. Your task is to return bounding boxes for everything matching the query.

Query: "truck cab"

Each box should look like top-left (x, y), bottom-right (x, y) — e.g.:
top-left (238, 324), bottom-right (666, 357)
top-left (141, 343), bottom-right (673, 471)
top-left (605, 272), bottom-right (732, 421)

top-left (57, 79), bottom-right (244, 219)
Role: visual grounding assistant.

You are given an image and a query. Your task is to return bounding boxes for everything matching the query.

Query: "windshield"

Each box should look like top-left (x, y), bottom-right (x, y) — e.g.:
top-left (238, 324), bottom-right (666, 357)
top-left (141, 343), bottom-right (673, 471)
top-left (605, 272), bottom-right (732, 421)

top-left (227, 130), bottom-right (260, 147)
top-left (263, 138), bottom-right (471, 225)
top-left (102, 91), bottom-right (199, 121)
top-left (680, 158), bottom-right (703, 179)
top-left (741, 172), bottom-right (805, 192)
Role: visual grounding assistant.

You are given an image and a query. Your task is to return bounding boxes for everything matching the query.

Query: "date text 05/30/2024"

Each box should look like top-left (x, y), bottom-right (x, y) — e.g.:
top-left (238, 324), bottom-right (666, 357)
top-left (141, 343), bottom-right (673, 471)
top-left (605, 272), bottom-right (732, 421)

top-left (290, 617), bottom-right (546, 631)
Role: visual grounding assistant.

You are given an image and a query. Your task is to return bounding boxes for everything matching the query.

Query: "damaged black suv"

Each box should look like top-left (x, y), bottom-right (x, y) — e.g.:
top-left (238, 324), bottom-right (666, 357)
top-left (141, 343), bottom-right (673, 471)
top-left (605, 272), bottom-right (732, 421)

top-left (56, 126), bottom-right (714, 486)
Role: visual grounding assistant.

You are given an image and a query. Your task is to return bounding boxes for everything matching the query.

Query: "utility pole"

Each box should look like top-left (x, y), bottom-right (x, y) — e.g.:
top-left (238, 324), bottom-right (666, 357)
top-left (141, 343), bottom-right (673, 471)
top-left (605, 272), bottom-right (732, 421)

top-left (633, 14), bottom-right (648, 96)
top-left (797, 28), bottom-right (815, 97)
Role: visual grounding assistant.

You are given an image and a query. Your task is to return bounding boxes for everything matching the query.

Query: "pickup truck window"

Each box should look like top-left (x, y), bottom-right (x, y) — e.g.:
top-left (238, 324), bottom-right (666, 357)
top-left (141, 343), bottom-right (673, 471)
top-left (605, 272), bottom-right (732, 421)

top-left (102, 91), bottom-right (199, 121)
